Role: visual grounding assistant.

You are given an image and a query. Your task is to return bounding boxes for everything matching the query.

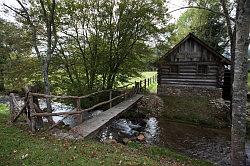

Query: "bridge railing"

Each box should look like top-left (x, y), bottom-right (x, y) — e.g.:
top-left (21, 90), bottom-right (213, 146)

top-left (9, 74), bottom-right (157, 132)
top-left (9, 83), bottom-right (139, 132)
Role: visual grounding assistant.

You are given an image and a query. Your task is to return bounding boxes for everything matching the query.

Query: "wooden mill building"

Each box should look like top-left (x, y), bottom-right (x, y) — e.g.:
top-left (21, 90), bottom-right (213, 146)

top-left (157, 33), bottom-right (231, 98)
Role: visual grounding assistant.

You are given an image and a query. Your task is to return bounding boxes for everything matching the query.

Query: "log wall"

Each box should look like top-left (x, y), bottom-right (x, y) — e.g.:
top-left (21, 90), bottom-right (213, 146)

top-left (158, 37), bottom-right (224, 88)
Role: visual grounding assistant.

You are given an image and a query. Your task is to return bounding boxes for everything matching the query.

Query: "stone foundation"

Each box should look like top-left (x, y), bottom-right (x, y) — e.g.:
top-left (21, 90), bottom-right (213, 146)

top-left (157, 85), bottom-right (222, 99)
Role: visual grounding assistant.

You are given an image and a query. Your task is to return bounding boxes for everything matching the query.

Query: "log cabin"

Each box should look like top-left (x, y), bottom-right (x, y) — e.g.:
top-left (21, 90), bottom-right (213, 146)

top-left (157, 33), bottom-right (231, 98)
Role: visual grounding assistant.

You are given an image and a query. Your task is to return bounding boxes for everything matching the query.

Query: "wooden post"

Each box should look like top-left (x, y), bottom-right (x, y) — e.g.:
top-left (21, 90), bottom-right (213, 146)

top-left (9, 93), bottom-right (15, 122)
top-left (125, 86), bottom-right (127, 100)
top-left (144, 79), bottom-right (147, 89)
top-left (76, 98), bottom-right (82, 123)
top-left (76, 98), bottom-right (81, 111)
top-left (140, 81), bottom-right (143, 92)
top-left (135, 82), bottom-right (139, 94)
top-left (109, 90), bottom-right (112, 108)
top-left (148, 78), bottom-right (150, 86)
top-left (150, 77), bottom-right (152, 84)
top-left (27, 92), bottom-right (36, 133)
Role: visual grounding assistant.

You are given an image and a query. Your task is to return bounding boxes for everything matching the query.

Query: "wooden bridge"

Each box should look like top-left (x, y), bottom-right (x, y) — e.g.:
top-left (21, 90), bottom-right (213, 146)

top-left (72, 94), bottom-right (143, 138)
top-left (9, 75), bottom-right (157, 138)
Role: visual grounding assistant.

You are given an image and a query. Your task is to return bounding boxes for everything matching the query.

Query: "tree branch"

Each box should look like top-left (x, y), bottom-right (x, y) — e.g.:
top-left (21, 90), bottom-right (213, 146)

top-left (39, 0), bottom-right (48, 24)
top-left (168, 6), bottom-right (235, 22)
top-left (5, 0), bottom-right (42, 59)
top-left (51, 0), bottom-right (58, 54)
top-left (3, 4), bottom-right (28, 19)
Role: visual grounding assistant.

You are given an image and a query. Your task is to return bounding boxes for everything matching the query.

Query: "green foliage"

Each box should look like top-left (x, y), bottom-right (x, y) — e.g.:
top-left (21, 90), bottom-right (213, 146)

top-left (0, 0), bottom-right (174, 95)
top-left (148, 83), bottom-right (157, 93)
top-left (127, 141), bottom-right (142, 149)
top-left (0, 19), bottom-right (32, 92)
top-left (2, 1), bottom-right (172, 95)
top-left (175, 0), bottom-right (228, 53)
top-left (0, 104), bottom-right (8, 114)
top-left (52, 0), bottom-right (171, 94)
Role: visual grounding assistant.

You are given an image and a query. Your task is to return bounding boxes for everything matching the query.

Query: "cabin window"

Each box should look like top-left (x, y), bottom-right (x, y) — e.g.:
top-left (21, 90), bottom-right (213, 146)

top-left (197, 65), bottom-right (208, 74)
top-left (170, 65), bottom-right (179, 73)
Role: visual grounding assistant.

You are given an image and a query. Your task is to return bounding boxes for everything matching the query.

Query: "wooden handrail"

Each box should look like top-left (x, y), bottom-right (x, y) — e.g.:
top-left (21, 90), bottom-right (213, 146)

top-left (31, 93), bottom-right (126, 117)
top-left (30, 83), bottom-right (134, 100)
top-left (10, 75), bottom-right (150, 132)
top-left (30, 89), bottom-right (113, 99)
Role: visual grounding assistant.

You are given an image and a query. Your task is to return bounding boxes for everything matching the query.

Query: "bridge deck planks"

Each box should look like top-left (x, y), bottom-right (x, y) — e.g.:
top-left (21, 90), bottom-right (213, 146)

top-left (71, 94), bottom-right (143, 138)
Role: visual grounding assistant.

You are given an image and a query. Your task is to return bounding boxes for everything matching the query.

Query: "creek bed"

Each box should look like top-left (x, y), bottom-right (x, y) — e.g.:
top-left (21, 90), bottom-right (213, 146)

top-left (97, 111), bottom-right (233, 165)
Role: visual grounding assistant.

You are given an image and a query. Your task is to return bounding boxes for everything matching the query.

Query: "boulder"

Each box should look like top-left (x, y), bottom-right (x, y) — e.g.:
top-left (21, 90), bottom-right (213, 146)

top-left (137, 134), bottom-right (145, 141)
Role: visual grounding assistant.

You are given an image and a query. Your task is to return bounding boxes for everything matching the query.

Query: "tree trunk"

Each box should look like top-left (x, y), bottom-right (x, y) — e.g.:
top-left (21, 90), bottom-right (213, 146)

top-left (231, 0), bottom-right (250, 165)
top-left (42, 59), bottom-right (54, 124)
top-left (42, 59), bottom-right (52, 110)
top-left (0, 68), bottom-right (5, 92)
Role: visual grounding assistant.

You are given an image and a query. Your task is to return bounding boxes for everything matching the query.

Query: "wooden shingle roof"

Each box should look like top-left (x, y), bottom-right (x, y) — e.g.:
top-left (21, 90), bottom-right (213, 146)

top-left (159, 33), bottom-right (231, 65)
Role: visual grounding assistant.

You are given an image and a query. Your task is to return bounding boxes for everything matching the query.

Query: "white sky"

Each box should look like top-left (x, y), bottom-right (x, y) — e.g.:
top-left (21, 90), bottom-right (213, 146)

top-left (0, 0), bottom-right (187, 22)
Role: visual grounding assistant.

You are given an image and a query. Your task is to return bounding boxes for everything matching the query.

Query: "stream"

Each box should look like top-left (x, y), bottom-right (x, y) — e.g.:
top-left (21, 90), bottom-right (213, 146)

top-left (3, 95), bottom-right (250, 165)
top-left (97, 113), bottom-right (233, 165)
top-left (36, 99), bottom-right (248, 166)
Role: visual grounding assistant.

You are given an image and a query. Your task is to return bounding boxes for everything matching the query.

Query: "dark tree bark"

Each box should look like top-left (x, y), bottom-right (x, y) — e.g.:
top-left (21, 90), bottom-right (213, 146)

top-left (231, 0), bottom-right (250, 165)
top-left (0, 68), bottom-right (5, 92)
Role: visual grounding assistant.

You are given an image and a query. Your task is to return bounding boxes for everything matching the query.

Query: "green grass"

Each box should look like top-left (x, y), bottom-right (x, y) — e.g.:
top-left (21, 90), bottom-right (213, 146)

top-left (148, 83), bottom-right (157, 93)
top-left (0, 104), bottom-right (213, 166)
top-left (129, 71), bottom-right (157, 83)
top-left (129, 71), bottom-right (158, 93)
top-left (160, 96), bottom-right (229, 128)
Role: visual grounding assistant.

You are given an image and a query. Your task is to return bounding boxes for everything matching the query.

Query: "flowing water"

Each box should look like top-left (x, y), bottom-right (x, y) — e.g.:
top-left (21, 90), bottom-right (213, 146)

top-left (97, 114), bottom-right (233, 165)
top-left (36, 99), bottom-right (236, 165)
top-left (4, 95), bottom-right (249, 165)
top-left (38, 99), bottom-right (104, 127)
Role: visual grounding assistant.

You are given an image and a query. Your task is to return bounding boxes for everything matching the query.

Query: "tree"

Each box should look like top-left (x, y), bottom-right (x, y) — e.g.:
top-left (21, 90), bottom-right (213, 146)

top-left (231, 0), bottom-right (250, 165)
top-left (4, 0), bottom-right (58, 115)
top-left (57, 0), bottom-right (170, 92)
top-left (175, 0), bottom-right (228, 54)
top-left (0, 18), bottom-right (31, 92)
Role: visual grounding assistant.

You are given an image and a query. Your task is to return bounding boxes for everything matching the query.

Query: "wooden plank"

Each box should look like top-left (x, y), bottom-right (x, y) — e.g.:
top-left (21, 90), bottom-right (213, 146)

top-left (160, 75), bottom-right (217, 80)
top-left (71, 94), bottom-right (143, 138)
top-left (161, 84), bottom-right (217, 88)
top-left (161, 78), bottom-right (217, 83)
top-left (160, 73), bottom-right (217, 76)
top-left (161, 82), bottom-right (217, 86)
top-left (160, 62), bottom-right (217, 66)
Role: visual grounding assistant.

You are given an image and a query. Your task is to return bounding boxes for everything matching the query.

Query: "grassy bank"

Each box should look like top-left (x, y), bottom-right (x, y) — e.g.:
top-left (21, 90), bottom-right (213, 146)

top-left (160, 96), bottom-right (229, 128)
top-left (133, 71), bottom-right (158, 93)
top-left (129, 71), bottom-right (157, 83)
top-left (0, 104), bottom-right (213, 166)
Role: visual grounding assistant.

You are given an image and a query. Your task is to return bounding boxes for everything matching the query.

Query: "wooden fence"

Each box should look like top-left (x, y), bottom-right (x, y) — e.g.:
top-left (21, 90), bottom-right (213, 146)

top-left (137, 74), bottom-right (157, 91)
top-left (9, 74), bottom-right (157, 132)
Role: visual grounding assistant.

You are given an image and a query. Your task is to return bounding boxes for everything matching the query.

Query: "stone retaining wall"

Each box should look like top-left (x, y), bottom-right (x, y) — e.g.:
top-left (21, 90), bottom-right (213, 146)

top-left (157, 85), bottom-right (222, 99)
